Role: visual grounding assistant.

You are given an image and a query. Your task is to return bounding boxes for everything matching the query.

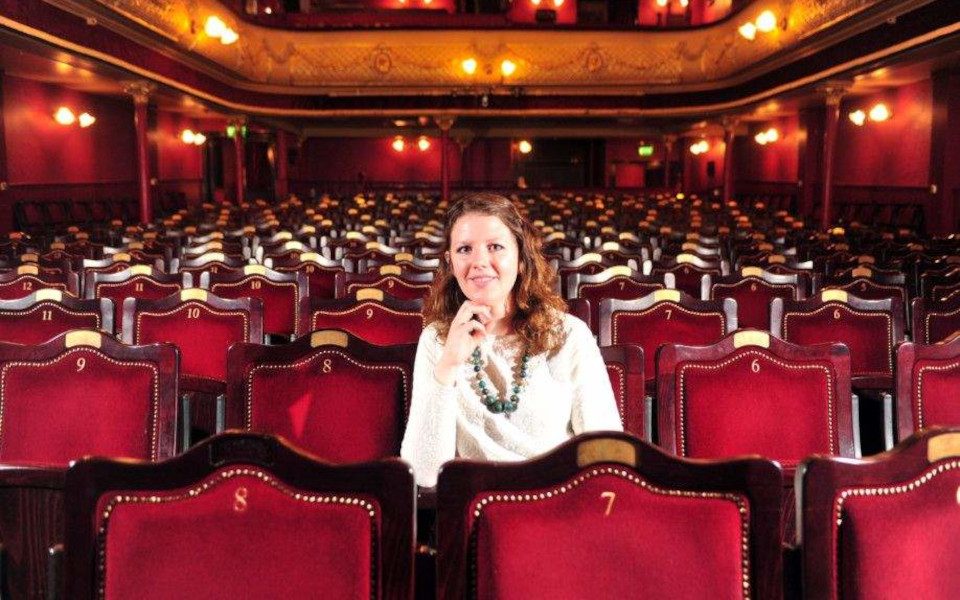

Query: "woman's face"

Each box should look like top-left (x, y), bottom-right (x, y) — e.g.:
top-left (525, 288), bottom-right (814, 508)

top-left (447, 212), bottom-right (520, 313)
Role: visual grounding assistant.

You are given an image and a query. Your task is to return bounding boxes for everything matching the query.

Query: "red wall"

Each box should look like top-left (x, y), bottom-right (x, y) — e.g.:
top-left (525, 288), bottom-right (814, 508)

top-left (292, 136), bottom-right (460, 184)
top-left (683, 135), bottom-right (725, 192)
top-left (734, 115), bottom-right (800, 183)
top-left (507, 0), bottom-right (577, 24)
top-left (606, 139), bottom-right (653, 188)
top-left (154, 109), bottom-right (204, 204)
top-left (4, 75), bottom-right (136, 186)
top-left (833, 79), bottom-right (932, 187)
top-left (637, 0), bottom-right (732, 27)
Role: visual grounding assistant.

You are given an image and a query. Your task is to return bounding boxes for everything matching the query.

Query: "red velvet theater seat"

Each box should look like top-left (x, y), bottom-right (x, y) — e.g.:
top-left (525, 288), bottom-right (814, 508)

top-left (437, 432), bottom-right (783, 600)
top-left (651, 253), bottom-right (728, 300)
top-left (85, 266), bottom-right (191, 335)
top-left (771, 291), bottom-right (905, 389)
top-left (170, 252), bottom-right (247, 282)
top-left (0, 266), bottom-right (79, 299)
top-left (911, 295), bottom-right (960, 344)
top-left (566, 266), bottom-right (671, 334)
top-left (64, 432), bottom-right (415, 599)
top-left (0, 331), bottom-right (179, 598)
top-left (0, 290), bottom-right (112, 344)
top-left (308, 290), bottom-right (424, 346)
top-left (656, 330), bottom-right (856, 470)
top-left (338, 270), bottom-right (434, 301)
top-left (225, 330), bottom-right (415, 462)
top-left (123, 290), bottom-right (263, 394)
top-left (599, 344), bottom-right (648, 439)
top-left (267, 251), bottom-right (345, 300)
top-left (0, 330), bottom-right (179, 464)
top-left (709, 268), bottom-right (805, 331)
top-left (896, 334), bottom-right (960, 440)
top-left (202, 265), bottom-right (309, 338)
top-left (599, 289), bottom-right (737, 391)
top-left (799, 428), bottom-right (960, 600)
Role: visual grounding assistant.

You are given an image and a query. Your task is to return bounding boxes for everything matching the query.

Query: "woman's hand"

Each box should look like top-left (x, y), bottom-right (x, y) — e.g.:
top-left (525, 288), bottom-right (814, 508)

top-left (434, 301), bottom-right (492, 385)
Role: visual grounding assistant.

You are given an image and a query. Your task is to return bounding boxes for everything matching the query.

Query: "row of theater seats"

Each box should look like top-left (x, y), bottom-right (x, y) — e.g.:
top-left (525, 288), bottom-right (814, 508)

top-left (2, 320), bottom-right (960, 597)
top-left (37, 426), bottom-right (960, 599)
top-left (1, 190), bottom-right (959, 597)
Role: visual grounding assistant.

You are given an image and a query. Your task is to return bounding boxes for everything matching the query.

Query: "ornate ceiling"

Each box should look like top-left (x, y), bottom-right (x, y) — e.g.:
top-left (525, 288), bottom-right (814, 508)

top-left (0, 0), bottom-right (955, 127)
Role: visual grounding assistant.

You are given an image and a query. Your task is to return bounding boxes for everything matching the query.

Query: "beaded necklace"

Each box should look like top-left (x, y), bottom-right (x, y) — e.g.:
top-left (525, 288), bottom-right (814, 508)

top-left (471, 345), bottom-right (529, 414)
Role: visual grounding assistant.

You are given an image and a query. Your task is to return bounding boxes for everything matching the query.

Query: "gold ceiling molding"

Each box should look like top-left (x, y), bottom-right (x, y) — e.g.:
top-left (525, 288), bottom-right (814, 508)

top-left (76, 0), bottom-right (885, 93)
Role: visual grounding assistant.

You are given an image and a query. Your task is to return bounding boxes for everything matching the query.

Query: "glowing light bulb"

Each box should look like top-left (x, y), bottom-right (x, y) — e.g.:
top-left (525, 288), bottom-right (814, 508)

top-left (392, 136), bottom-right (405, 152)
top-left (193, 133), bottom-right (207, 145)
top-left (181, 129), bottom-right (196, 144)
top-left (849, 110), bottom-right (866, 126)
top-left (417, 136), bottom-right (430, 151)
top-left (518, 140), bottom-right (533, 154)
top-left (500, 60), bottom-right (517, 77)
top-left (54, 106), bottom-right (76, 125)
top-left (869, 103), bottom-right (891, 122)
top-left (755, 132), bottom-right (768, 145)
top-left (738, 22), bottom-right (757, 40)
top-left (656, 0), bottom-right (668, 7)
top-left (204, 16), bottom-right (226, 38)
top-left (78, 112), bottom-right (96, 128)
top-left (461, 58), bottom-right (477, 75)
top-left (756, 10), bottom-right (777, 33)
top-left (220, 28), bottom-right (239, 45)
top-left (765, 128), bottom-right (779, 142)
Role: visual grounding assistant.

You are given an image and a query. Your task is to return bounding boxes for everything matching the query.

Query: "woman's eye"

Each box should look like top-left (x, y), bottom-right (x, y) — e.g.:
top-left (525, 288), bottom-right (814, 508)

top-left (456, 245), bottom-right (470, 254)
top-left (489, 244), bottom-right (504, 251)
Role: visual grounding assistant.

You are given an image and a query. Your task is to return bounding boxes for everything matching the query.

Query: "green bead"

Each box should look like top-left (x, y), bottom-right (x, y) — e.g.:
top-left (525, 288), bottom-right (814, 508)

top-left (510, 394), bottom-right (519, 403)
top-left (512, 386), bottom-right (521, 394)
top-left (491, 401), bottom-right (504, 413)
top-left (503, 401), bottom-right (516, 412)
top-left (478, 380), bottom-right (487, 389)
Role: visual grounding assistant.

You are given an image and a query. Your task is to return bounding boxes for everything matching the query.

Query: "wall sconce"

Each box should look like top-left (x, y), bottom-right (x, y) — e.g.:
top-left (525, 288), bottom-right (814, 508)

top-left (754, 128), bottom-right (780, 145)
top-left (690, 140), bottom-right (709, 155)
top-left (55, 107), bottom-right (96, 127)
top-left (848, 104), bottom-right (891, 126)
top-left (204, 16), bottom-right (238, 45)
top-left (656, 0), bottom-right (668, 6)
top-left (54, 106), bottom-right (76, 125)
top-left (868, 103), bottom-right (891, 122)
top-left (181, 129), bottom-right (206, 145)
top-left (518, 140), bottom-right (533, 154)
top-left (739, 10), bottom-right (782, 40)
top-left (392, 136), bottom-right (405, 152)
top-left (417, 136), bottom-right (431, 151)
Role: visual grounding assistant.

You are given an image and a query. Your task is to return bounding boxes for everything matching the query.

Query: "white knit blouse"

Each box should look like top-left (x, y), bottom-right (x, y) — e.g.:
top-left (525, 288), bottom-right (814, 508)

top-left (400, 313), bottom-right (623, 487)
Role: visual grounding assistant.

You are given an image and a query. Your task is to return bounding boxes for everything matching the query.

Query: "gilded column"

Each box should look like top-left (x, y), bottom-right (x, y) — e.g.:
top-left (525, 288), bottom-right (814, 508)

top-left (819, 84), bottom-right (847, 230)
top-left (275, 129), bottom-right (290, 201)
top-left (436, 116), bottom-right (455, 202)
top-left (124, 81), bottom-right (156, 224)
top-left (721, 117), bottom-right (738, 202)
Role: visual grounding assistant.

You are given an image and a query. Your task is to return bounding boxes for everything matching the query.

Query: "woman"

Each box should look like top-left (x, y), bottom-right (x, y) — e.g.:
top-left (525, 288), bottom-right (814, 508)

top-left (401, 192), bottom-right (622, 487)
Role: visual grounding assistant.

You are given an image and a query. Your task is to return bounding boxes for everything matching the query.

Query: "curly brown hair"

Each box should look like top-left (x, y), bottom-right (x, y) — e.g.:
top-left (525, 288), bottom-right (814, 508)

top-left (423, 192), bottom-right (567, 356)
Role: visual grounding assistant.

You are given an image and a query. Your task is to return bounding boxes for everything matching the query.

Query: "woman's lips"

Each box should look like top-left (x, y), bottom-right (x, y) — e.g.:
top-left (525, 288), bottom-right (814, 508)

top-left (470, 275), bottom-right (496, 287)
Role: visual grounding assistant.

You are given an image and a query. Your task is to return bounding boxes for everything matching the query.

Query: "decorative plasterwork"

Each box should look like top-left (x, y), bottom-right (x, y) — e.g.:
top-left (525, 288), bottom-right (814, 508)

top-left (80, 0), bottom-right (883, 93)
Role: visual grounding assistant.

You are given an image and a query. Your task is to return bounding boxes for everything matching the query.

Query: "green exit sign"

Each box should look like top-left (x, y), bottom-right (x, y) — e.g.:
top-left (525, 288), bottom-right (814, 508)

top-left (637, 145), bottom-right (655, 157)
